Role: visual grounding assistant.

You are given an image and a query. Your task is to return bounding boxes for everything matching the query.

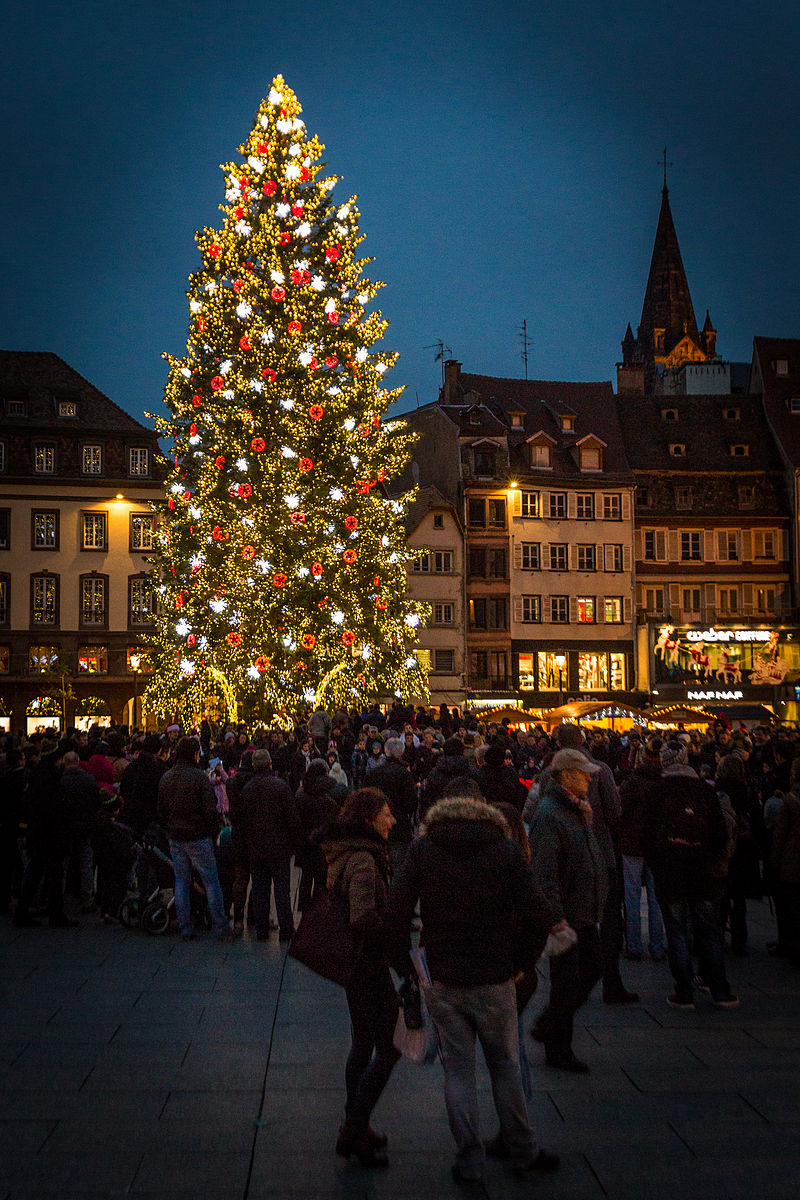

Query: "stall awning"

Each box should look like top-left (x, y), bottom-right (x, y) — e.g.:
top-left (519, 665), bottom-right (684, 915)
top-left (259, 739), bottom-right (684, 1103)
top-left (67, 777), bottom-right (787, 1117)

top-left (541, 701), bottom-right (650, 727)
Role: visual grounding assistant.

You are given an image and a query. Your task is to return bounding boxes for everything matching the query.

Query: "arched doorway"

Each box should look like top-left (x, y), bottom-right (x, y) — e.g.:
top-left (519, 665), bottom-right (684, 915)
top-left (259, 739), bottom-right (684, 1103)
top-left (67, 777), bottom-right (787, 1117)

top-left (26, 695), bottom-right (61, 736)
top-left (74, 695), bottom-right (113, 733)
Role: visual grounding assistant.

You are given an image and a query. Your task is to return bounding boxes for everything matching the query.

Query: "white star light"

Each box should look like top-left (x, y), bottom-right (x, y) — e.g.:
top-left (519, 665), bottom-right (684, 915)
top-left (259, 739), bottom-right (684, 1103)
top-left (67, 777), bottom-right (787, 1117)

top-left (189, 506), bottom-right (201, 519)
top-left (331, 610), bottom-right (345, 625)
top-left (223, 390), bottom-right (234, 399)
top-left (325, 298), bottom-right (337, 313)
top-left (276, 203), bottom-right (290, 218)
top-left (286, 164), bottom-right (300, 180)
top-left (190, 554), bottom-right (204, 570)
top-left (337, 206), bottom-right (350, 219)
top-left (280, 398), bottom-right (295, 410)
top-left (263, 328), bottom-right (275, 343)
top-left (296, 222), bottom-right (311, 238)
top-left (335, 542), bottom-right (344, 552)
top-left (210, 598), bottom-right (227, 613)
top-left (405, 657), bottom-right (417, 669)
top-left (356, 348), bottom-right (368, 362)
top-left (361, 646), bottom-right (371, 659)
top-left (269, 87), bottom-right (282, 105)
top-left (298, 351), bottom-right (313, 366)
top-left (289, 143), bottom-right (301, 157)
top-left (270, 269), bottom-right (285, 283)
top-left (189, 436), bottom-right (201, 445)
top-left (247, 156), bottom-right (265, 174)
top-left (376, 363), bottom-right (387, 374)
top-left (180, 659), bottom-right (195, 675)
top-left (276, 118), bottom-right (291, 133)
top-left (197, 637), bottom-right (208, 651)
top-left (284, 494), bottom-right (300, 508)
top-left (343, 418), bottom-right (356, 431)
top-left (251, 380), bottom-right (264, 393)
top-left (358, 293), bottom-right (369, 305)
top-left (303, 688), bottom-right (316, 703)
top-left (405, 614), bottom-right (420, 628)
top-left (236, 458), bottom-right (248, 471)
top-left (247, 666), bottom-right (261, 680)
top-left (330, 487), bottom-right (344, 501)
top-left (256, 558), bottom-right (270, 573)
top-left (235, 221), bottom-right (252, 236)
top-left (311, 276), bottom-right (325, 291)
top-left (175, 620), bottom-right (190, 637)
top-left (327, 386), bottom-right (341, 396)
top-left (236, 302), bottom-right (252, 319)
top-left (205, 281), bottom-right (217, 293)
top-left (350, 455), bottom-right (360, 467)
top-left (335, 223), bottom-right (347, 236)
top-left (296, 567), bottom-right (309, 578)
top-left (281, 446), bottom-right (296, 458)
top-left (220, 360), bottom-right (232, 373)
top-left (170, 483), bottom-right (182, 494)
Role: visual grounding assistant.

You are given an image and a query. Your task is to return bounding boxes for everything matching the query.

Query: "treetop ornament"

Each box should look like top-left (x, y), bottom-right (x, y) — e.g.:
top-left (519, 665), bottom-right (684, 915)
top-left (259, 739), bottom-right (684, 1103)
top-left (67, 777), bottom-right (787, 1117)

top-left (146, 76), bottom-right (428, 724)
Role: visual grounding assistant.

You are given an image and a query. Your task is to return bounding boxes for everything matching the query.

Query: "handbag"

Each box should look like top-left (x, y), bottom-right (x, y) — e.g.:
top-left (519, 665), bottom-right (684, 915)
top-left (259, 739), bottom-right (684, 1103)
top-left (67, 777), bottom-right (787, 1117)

top-left (288, 889), bottom-right (364, 988)
top-left (393, 947), bottom-right (439, 1065)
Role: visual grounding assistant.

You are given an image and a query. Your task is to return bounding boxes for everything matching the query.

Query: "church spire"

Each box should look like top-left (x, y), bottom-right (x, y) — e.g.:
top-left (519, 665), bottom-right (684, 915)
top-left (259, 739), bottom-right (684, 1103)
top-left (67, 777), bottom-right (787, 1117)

top-left (637, 183), bottom-right (700, 363)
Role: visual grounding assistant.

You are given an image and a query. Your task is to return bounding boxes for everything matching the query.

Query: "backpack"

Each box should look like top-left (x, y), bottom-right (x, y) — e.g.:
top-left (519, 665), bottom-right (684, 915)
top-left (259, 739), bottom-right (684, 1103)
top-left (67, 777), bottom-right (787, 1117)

top-left (659, 782), bottom-right (711, 862)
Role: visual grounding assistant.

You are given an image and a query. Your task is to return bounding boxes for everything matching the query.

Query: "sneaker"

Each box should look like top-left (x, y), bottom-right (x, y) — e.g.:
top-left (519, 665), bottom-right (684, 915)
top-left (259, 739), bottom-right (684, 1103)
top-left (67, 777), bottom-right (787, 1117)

top-left (666, 992), bottom-right (695, 1011)
top-left (451, 1165), bottom-right (488, 1194)
top-left (512, 1149), bottom-right (561, 1177)
top-left (711, 992), bottom-right (740, 1008)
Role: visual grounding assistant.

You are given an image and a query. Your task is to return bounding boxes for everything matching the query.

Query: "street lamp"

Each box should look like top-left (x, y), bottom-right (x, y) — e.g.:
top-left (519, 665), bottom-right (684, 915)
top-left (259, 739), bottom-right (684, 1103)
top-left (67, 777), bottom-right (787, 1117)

top-left (130, 652), bottom-right (141, 732)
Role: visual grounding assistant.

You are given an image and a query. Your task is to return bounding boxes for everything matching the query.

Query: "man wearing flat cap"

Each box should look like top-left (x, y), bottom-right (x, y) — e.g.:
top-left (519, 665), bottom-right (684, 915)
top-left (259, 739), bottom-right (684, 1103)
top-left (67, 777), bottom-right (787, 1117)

top-left (528, 748), bottom-right (609, 1072)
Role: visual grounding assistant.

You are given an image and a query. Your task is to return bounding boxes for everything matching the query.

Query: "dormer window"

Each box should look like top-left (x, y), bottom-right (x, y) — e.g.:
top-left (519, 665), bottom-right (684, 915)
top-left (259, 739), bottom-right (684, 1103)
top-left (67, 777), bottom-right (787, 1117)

top-left (468, 409), bottom-right (482, 426)
top-left (774, 359), bottom-right (789, 376)
top-left (560, 415), bottom-right (574, 431)
top-left (509, 412), bottom-right (524, 428)
top-left (724, 407), bottom-right (740, 421)
top-left (473, 446), bottom-right (496, 476)
top-left (789, 398), bottom-right (800, 415)
top-left (730, 444), bottom-right (749, 457)
top-left (669, 443), bottom-right (686, 457)
top-left (661, 408), bottom-right (678, 421)
top-left (530, 443), bottom-right (551, 469)
top-left (6, 397), bottom-right (26, 417)
top-left (58, 400), bottom-right (77, 417)
top-left (580, 446), bottom-right (601, 471)
top-left (738, 485), bottom-right (755, 508)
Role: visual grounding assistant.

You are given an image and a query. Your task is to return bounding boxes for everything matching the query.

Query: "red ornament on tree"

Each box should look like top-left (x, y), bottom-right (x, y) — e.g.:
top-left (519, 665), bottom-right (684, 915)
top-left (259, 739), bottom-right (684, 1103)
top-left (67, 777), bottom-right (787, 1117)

top-left (242, 545), bottom-right (255, 560)
top-left (262, 368), bottom-right (277, 382)
top-left (189, 424), bottom-right (197, 436)
top-left (270, 286), bottom-right (286, 301)
top-left (257, 141), bottom-right (269, 154)
top-left (278, 232), bottom-right (291, 245)
top-left (187, 633), bottom-right (196, 647)
top-left (376, 599), bottom-right (388, 610)
top-left (226, 631), bottom-right (242, 648)
top-left (342, 549), bottom-right (357, 564)
top-left (325, 245), bottom-right (340, 262)
top-left (210, 376), bottom-right (224, 391)
top-left (197, 316), bottom-right (206, 333)
top-left (291, 201), bottom-right (304, 217)
top-left (239, 335), bottom-right (251, 351)
top-left (215, 456), bottom-right (225, 469)
top-left (326, 356), bottom-right (338, 367)
top-left (192, 394), bottom-right (202, 407)
top-left (345, 516), bottom-right (359, 531)
top-left (299, 457), bottom-right (314, 473)
top-left (301, 634), bottom-right (316, 650)
top-left (288, 320), bottom-right (302, 335)
top-left (309, 404), bottom-right (323, 420)
top-left (251, 437), bottom-right (266, 453)
top-left (212, 526), bottom-right (225, 540)
top-left (254, 655), bottom-right (271, 671)
top-left (311, 562), bottom-right (323, 577)
top-left (318, 597), bottom-right (327, 608)
top-left (237, 483), bottom-right (253, 499)
top-left (290, 511), bottom-right (306, 524)
top-left (327, 311), bottom-right (339, 325)
top-left (341, 630), bottom-right (356, 646)
top-left (300, 167), bottom-right (311, 182)
top-left (373, 575), bottom-right (380, 586)
top-left (208, 243), bottom-right (221, 258)
top-left (263, 180), bottom-right (277, 195)
top-left (272, 572), bottom-right (288, 588)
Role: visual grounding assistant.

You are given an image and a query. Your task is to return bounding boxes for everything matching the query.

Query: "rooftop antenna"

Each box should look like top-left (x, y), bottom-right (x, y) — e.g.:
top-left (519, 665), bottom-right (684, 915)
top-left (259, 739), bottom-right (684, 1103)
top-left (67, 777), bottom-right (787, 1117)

top-left (424, 340), bottom-right (452, 387)
top-left (518, 319), bottom-right (533, 380)
top-left (659, 146), bottom-right (673, 190)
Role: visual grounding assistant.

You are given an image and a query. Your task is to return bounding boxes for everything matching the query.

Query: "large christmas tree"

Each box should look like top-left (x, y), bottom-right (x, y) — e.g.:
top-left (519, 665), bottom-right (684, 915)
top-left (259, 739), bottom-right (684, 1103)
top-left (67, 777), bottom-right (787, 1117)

top-left (146, 76), bottom-right (428, 724)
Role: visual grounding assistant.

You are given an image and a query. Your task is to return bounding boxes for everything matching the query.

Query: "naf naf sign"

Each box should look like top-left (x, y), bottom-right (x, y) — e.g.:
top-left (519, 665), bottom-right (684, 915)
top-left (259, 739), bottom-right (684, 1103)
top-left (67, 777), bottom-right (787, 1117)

top-left (687, 689), bottom-right (744, 702)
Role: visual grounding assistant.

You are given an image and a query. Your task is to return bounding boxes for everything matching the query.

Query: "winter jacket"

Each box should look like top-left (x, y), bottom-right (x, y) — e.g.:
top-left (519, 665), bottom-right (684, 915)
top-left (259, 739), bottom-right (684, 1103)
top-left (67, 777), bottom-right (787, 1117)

top-left (119, 751), bottom-right (167, 834)
top-left (321, 818), bottom-right (391, 935)
top-left (771, 790), bottom-right (800, 884)
top-left (619, 760), bottom-right (662, 857)
top-left (364, 758), bottom-right (417, 844)
top-left (423, 754), bottom-right (477, 813)
top-left (296, 771), bottom-right (342, 866)
top-left (239, 768), bottom-right (303, 861)
top-left (60, 765), bottom-right (101, 839)
top-left (528, 780), bottom-right (609, 929)
top-left (387, 796), bottom-right (554, 986)
top-left (716, 777), bottom-right (763, 898)
top-left (538, 748), bottom-right (620, 873)
top-left (643, 766), bottom-right (728, 903)
top-left (157, 763), bottom-right (218, 842)
top-left (475, 763), bottom-right (527, 812)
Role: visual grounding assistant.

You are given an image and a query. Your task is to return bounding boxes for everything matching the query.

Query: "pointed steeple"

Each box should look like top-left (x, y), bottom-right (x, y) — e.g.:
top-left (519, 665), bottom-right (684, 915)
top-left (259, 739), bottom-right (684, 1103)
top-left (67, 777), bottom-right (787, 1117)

top-left (621, 322), bottom-right (636, 365)
top-left (637, 185), bottom-right (700, 363)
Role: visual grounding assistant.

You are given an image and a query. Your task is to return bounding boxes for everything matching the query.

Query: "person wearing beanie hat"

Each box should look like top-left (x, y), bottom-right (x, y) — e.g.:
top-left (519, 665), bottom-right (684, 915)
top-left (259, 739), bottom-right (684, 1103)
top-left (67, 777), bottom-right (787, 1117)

top-left (644, 741), bottom-right (738, 1010)
top-left (475, 737), bottom-right (528, 812)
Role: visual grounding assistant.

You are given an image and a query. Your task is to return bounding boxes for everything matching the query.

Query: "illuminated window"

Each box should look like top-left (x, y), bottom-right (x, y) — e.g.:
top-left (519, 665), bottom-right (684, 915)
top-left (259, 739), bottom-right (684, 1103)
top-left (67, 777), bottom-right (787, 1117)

top-left (80, 575), bottom-right (107, 626)
top-left (82, 445), bottom-right (102, 475)
top-left (78, 645), bottom-right (108, 673)
top-left (604, 597), bottom-right (622, 623)
top-left (578, 653), bottom-right (607, 691)
top-left (31, 575), bottom-right (58, 625)
top-left (29, 644), bottom-right (59, 673)
top-left (34, 445), bottom-right (55, 473)
top-left (610, 653), bottom-right (626, 690)
top-left (577, 545), bottom-right (596, 571)
top-left (128, 448), bottom-right (150, 477)
top-left (560, 415), bottom-right (574, 431)
top-left (520, 491), bottom-right (539, 516)
top-left (127, 647), bottom-right (153, 673)
top-left (661, 408), bottom-right (678, 421)
top-left (669, 443), bottom-right (685, 457)
top-left (0, 645), bottom-right (8, 673)
top-left (488, 498), bottom-right (506, 528)
top-left (129, 576), bottom-right (156, 626)
top-left (577, 597), bottom-right (595, 623)
top-left (537, 651), bottom-right (567, 690)
top-left (82, 512), bottom-right (107, 551)
top-left (774, 359), bottom-right (789, 376)
top-left (576, 493), bottom-right (595, 519)
top-left (32, 511), bottom-right (58, 550)
top-left (518, 653), bottom-right (535, 690)
top-left (131, 513), bottom-right (155, 552)
top-left (58, 400), bottom-right (77, 417)
top-left (0, 509), bottom-right (9, 550)
top-left (521, 595), bottom-right (541, 622)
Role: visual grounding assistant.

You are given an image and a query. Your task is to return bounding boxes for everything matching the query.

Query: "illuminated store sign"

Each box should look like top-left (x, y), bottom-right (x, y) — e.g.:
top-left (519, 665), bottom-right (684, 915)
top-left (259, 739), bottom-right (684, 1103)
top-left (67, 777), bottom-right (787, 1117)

top-left (686, 628), bottom-right (772, 643)
top-left (687, 690), bottom-right (744, 701)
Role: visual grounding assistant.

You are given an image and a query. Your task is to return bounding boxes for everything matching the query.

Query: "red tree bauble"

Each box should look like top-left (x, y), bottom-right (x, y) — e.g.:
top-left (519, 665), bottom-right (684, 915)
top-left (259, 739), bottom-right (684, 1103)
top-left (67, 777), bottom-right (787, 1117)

top-left (239, 335), bottom-right (251, 351)
top-left (300, 167), bottom-right (311, 181)
top-left (342, 630), bottom-right (356, 646)
top-left (262, 368), bottom-right (277, 382)
top-left (242, 545), bottom-right (255, 560)
top-left (215, 456), bottom-right (225, 469)
top-left (342, 549), bottom-right (357, 564)
top-left (299, 457), bottom-right (314, 473)
top-left (192, 395), bottom-right (202, 407)
top-left (325, 245), bottom-right (340, 262)
top-left (197, 316), bottom-right (206, 332)
top-left (270, 286), bottom-right (286, 301)
top-left (225, 631), bottom-right (242, 648)
top-left (288, 320), bottom-right (302, 334)
top-left (254, 655), bottom-right (271, 671)
top-left (208, 244), bottom-right (221, 258)
top-left (231, 280), bottom-right (243, 295)
top-left (251, 437), bottom-right (266, 453)
top-left (237, 483), bottom-right (253, 499)
top-left (263, 180), bottom-right (277, 195)
top-left (290, 512), bottom-right (306, 524)
top-left (376, 599), bottom-right (388, 610)
top-left (309, 405), bottom-right (323, 420)
top-left (187, 633), bottom-right (196, 647)
top-left (327, 311), bottom-right (339, 325)
top-left (326, 356), bottom-right (338, 367)
top-left (345, 516), bottom-right (359, 531)
top-left (212, 526), bottom-right (225, 540)
top-left (257, 141), bottom-right (269, 154)
top-left (189, 424), bottom-right (197, 436)
top-left (291, 201), bottom-right (304, 217)
top-left (279, 232), bottom-right (291, 245)
top-left (301, 634), bottom-right (316, 649)
top-left (272, 572), bottom-right (288, 588)
top-left (311, 562), bottom-right (323, 576)
top-left (210, 376), bottom-right (224, 390)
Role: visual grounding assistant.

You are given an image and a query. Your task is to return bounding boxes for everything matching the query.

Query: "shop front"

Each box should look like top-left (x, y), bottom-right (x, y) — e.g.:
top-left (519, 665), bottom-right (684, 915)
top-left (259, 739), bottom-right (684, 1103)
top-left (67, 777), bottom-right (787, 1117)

top-left (646, 622), bottom-right (800, 723)
top-left (512, 639), bottom-right (638, 710)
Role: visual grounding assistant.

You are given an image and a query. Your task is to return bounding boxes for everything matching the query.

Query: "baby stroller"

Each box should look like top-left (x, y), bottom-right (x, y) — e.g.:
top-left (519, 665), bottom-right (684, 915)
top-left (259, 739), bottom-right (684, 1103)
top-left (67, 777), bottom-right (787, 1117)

top-left (120, 827), bottom-right (211, 935)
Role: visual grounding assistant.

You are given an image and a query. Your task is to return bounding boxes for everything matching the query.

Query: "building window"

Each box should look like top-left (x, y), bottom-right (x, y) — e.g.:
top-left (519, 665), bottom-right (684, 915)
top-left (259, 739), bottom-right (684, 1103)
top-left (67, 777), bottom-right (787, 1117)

top-left (0, 442), bottom-right (6, 472)
top-left (7, 398), bottom-right (26, 416)
top-left (32, 511), bottom-right (59, 550)
top-left (129, 448), bottom-right (150, 477)
top-left (0, 645), bottom-right (8, 673)
top-left (669, 444), bottom-right (685, 457)
top-left (738, 485), bottom-right (755, 508)
top-left (718, 530), bottom-right (739, 561)
top-left (550, 595), bottom-right (569, 623)
top-left (432, 513), bottom-right (444, 529)
top-left (718, 587), bottom-right (738, 615)
top-left (433, 649), bottom-right (455, 673)
top-left (82, 512), bottom-right (108, 551)
top-left (488, 498), bottom-right (506, 528)
top-left (560, 415), bottom-right (575, 431)
top-left (610, 653), bottom-right (626, 691)
top-left (683, 588), bottom-right (702, 617)
top-left (548, 492), bottom-right (567, 519)
top-left (675, 486), bottom-right (692, 509)
top-left (643, 529), bottom-right (667, 561)
top-left (637, 487), bottom-right (650, 508)
top-left (520, 542), bottom-right (540, 570)
top-left (661, 408), bottom-right (678, 421)
top-left (790, 398), bottom-right (800, 415)
top-left (473, 447), bottom-right (495, 476)
top-left (413, 550), bottom-right (454, 573)
top-left (604, 544), bottom-right (623, 572)
top-left (774, 359), bottom-right (789, 376)
top-left (724, 407), bottom-right (740, 421)
top-left (0, 509), bottom-right (9, 550)
top-left (577, 545), bottom-right (596, 571)
top-left (80, 575), bottom-right (107, 627)
top-left (548, 543), bottom-right (568, 571)
top-left (730, 444), bottom-right (750, 457)
top-left (510, 412), bottom-right (524, 427)
top-left (469, 496), bottom-right (506, 529)
top-left (78, 645), bottom-right (108, 673)
top-left (757, 587), bottom-right (775, 615)
top-left (580, 446), bottom-right (601, 471)
top-left (469, 547), bottom-right (506, 578)
top-left (34, 445), bottom-right (55, 474)
top-left (577, 597), bottom-right (595, 623)
top-left (644, 587), bottom-right (664, 614)
top-left (754, 530), bottom-right (776, 559)
top-left (58, 400), bottom-right (78, 417)
top-left (433, 602), bottom-right (454, 625)
top-left (602, 494), bottom-right (621, 520)
top-left (530, 443), bottom-right (551, 468)
top-left (470, 650), bottom-right (508, 689)
top-left (604, 596), bottom-right (622, 623)
top-left (578, 652), bottom-right (607, 691)
top-left (0, 574), bottom-right (8, 625)
top-left (469, 597), bottom-right (507, 630)
top-left (467, 498), bottom-right (486, 528)
top-left (576, 494), bottom-right (595, 520)
top-left (29, 644), bottom-right (59, 673)
top-left (680, 531), bottom-right (702, 561)
top-left (538, 651), bottom-right (567, 691)
top-left (129, 576), bottom-right (156, 626)
top-left (82, 445), bottom-right (103, 475)
top-left (31, 575), bottom-right (58, 626)
top-left (518, 653), bottom-right (535, 690)
top-left (518, 595), bottom-right (539, 623)
top-left (520, 491), bottom-right (539, 517)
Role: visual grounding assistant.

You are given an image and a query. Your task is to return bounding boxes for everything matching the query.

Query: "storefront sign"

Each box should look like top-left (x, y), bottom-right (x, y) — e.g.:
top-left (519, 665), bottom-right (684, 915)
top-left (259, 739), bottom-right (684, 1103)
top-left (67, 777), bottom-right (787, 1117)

top-left (687, 690), bottom-right (744, 701)
top-left (686, 628), bottom-right (772, 643)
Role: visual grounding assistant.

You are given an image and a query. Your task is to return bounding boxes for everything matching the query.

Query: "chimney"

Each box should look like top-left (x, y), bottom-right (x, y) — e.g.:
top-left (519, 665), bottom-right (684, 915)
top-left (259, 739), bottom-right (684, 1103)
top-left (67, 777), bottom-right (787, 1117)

top-left (442, 359), bottom-right (462, 403)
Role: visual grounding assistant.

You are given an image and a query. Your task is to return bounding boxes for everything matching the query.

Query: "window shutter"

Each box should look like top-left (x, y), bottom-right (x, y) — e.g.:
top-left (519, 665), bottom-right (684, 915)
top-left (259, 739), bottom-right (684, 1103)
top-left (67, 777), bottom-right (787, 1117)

top-left (716, 530), bottom-right (727, 561)
top-left (568, 543), bottom-right (576, 571)
top-left (621, 493), bottom-right (631, 521)
top-left (512, 490), bottom-right (522, 517)
top-left (567, 492), bottom-right (577, 519)
top-left (543, 594), bottom-right (551, 621)
top-left (569, 595), bottom-right (578, 623)
top-left (656, 529), bottom-right (667, 561)
top-left (597, 543), bottom-right (606, 571)
top-left (667, 530), bottom-right (679, 561)
top-left (623, 545), bottom-right (632, 573)
top-left (514, 542), bottom-right (522, 570)
top-left (741, 529), bottom-right (752, 561)
top-left (669, 582), bottom-right (681, 613)
top-left (704, 530), bottom-right (715, 561)
top-left (624, 597), bottom-right (632, 625)
top-left (742, 582), bottom-right (754, 616)
top-left (705, 583), bottom-right (716, 620)
top-left (513, 596), bottom-right (522, 623)
top-left (783, 528), bottom-right (790, 560)
top-left (547, 545), bottom-right (554, 570)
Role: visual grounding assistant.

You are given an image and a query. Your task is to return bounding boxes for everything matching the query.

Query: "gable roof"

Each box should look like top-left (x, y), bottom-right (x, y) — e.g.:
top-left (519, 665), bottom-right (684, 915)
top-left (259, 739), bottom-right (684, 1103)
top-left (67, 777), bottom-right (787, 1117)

top-left (751, 336), bottom-right (800, 468)
top-left (0, 351), bottom-right (155, 434)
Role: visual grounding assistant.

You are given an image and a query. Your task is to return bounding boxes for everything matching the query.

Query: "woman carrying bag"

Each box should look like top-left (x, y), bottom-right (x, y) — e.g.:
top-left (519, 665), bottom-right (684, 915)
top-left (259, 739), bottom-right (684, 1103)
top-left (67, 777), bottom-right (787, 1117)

top-left (319, 787), bottom-right (400, 1168)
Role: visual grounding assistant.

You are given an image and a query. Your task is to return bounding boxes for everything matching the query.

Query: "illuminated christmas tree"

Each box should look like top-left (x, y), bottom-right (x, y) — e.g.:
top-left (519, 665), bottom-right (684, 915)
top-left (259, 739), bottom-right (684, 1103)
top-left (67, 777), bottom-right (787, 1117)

top-left (146, 76), bottom-right (428, 724)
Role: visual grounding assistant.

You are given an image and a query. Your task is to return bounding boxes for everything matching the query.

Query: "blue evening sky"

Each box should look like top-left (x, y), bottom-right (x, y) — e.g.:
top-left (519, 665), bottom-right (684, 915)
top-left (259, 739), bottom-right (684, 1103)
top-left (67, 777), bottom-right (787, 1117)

top-left (4, 1), bottom-right (799, 425)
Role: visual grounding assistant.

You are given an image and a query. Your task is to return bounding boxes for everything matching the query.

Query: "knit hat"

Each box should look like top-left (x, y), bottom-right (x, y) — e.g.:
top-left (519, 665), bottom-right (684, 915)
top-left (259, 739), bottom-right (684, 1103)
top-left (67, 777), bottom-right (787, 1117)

top-left (660, 740), bottom-right (688, 769)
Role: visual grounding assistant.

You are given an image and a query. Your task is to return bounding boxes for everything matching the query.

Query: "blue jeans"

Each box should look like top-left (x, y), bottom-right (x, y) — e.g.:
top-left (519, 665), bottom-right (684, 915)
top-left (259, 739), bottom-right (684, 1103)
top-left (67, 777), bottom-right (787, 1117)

top-left (622, 855), bottom-right (665, 955)
top-left (426, 978), bottom-right (536, 1180)
top-left (660, 897), bottom-right (729, 1001)
top-left (169, 838), bottom-right (231, 936)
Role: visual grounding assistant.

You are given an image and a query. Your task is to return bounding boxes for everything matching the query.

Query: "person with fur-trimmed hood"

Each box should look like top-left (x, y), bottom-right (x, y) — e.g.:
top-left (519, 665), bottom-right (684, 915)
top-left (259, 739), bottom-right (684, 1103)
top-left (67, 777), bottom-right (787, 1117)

top-left (387, 781), bottom-right (561, 1190)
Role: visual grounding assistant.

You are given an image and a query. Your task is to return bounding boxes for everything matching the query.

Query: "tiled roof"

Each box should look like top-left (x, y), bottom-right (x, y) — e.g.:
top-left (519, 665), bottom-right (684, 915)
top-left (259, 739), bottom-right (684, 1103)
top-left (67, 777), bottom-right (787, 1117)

top-left (752, 336), bottom-right (800, 468)
top-left (0, 351), bottom-right (154, 434)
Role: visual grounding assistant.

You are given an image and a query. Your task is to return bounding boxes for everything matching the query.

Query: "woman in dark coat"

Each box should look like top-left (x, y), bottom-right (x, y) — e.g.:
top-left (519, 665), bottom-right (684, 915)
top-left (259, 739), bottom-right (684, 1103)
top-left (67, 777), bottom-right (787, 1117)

top-left (295, 760), bottom-right (343, 911)
top-left (319, 787), bottom-right (400, 1167)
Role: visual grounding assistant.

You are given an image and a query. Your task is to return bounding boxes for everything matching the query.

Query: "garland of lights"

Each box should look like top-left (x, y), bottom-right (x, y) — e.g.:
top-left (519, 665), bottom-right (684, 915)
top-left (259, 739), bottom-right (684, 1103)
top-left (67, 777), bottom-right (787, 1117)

top-left (145, 75), bottom-right (429, 723)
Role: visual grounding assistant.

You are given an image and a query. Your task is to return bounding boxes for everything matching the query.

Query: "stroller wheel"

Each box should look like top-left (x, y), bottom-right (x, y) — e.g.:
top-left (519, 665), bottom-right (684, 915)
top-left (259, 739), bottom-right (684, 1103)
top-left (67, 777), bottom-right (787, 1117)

top-left (119, 897), bottom-right (141, 928)
top-left (142, 901), bottom-right (170, 935)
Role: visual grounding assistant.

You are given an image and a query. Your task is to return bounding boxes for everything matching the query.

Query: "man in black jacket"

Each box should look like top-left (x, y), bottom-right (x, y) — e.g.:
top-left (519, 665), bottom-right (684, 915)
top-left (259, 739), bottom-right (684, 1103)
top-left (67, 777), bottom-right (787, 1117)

top-left (157, 737), bottom-right (233, 941)
top-left (14, 743), bottom-right (77, 928)
top-left (388, 785), bottom-right (561, 1189)
top-left (363, 737), bottom-right (418, 874)
top-left (476, 738), bottom-right (527, 811)
top-left (240, 749), bottom-right (302, 941)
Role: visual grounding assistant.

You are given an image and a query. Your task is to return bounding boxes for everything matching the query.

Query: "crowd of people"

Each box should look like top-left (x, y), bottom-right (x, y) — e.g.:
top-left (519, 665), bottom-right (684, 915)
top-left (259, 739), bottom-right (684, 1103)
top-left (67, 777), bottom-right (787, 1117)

top-left (2, 701), bottom-right (799, 1190)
